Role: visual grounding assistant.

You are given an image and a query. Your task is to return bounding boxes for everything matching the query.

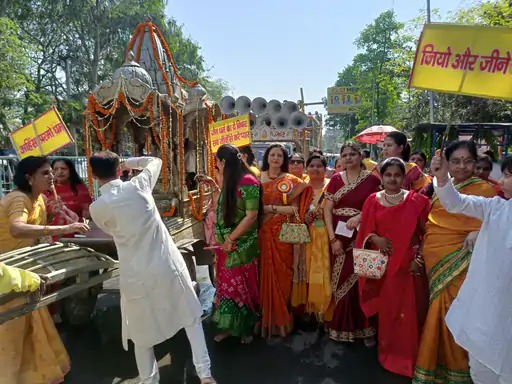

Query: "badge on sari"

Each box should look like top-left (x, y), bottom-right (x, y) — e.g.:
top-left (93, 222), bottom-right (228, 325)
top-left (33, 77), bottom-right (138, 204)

top-left (276, 179), bottom-right (293, 205)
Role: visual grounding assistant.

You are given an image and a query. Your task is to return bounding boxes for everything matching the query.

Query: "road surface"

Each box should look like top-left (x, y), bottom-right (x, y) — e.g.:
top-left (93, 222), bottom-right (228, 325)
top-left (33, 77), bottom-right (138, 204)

top-left (61, 268), bottom-right (411, 384)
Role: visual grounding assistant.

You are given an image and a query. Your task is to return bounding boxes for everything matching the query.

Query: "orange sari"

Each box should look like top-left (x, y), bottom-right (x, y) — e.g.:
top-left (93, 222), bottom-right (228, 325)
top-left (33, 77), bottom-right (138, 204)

top-left (413, 178), bottom-right (496, 383)
top-left (259, 174), bottom-right (311, 337)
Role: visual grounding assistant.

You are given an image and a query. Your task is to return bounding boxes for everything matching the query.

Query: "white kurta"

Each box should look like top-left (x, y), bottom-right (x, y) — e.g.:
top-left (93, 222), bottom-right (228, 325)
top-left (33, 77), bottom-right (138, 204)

top-left (434, 178), bottom-right (512, 375)
top-left (89, 157), bottom-right (202, 350)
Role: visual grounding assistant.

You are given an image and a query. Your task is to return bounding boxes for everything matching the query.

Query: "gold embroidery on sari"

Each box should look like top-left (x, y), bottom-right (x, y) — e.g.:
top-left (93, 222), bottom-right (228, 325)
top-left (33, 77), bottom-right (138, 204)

top-left (329, 170), bottom-right (371, 203)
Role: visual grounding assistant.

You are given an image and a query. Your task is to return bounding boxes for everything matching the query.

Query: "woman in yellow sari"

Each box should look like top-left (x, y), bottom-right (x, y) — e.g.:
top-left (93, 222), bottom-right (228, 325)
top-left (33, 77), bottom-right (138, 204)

top-left (413, 142), bottom-right (496, 384)
top-left (259, 144), bottom-right (311, 337)
top-left (303, 155), bottom-right (331, 317)
top-left (0, 156), bottom-right (89, 384)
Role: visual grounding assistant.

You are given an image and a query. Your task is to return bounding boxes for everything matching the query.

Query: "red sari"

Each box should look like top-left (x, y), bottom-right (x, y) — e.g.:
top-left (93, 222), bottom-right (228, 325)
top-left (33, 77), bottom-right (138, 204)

top-left (356, 191), bottom-right (430, 378)
top-left (45, 183), bottom-right (92, 237)
top-left (324, 170), bottom-right (381, 342)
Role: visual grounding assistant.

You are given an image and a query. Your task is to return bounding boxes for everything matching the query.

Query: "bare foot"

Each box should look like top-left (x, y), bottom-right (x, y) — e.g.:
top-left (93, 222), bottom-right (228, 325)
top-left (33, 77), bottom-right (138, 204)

top-left (214, 331), bottom-right (231, 342)
top-left (241, 335), bottom-right (254, 344)
top-left (200, 377), bottom-right (216, 384)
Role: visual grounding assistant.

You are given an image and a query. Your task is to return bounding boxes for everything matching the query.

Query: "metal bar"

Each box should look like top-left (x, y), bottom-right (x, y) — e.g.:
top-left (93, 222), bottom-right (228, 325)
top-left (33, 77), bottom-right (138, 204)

top-left (0, 269), bottom-right (120, 324)
top-left (427, 0), bottom-right (435, 123)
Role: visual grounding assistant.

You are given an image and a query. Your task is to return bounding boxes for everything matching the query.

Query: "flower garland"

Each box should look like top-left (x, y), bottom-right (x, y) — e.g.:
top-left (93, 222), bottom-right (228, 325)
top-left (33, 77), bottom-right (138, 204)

top-left (145, 130), bottom-right (150, 154)
top-left (159, 99), bottom-right (169, 192)
top-left (178, 111), bottom-right (185, 195)
top-left (88, 92), bottom-right (153, 117)
top-left (188, 187), bottom-right (204, 221)
top-left (205, 105), bottom-right (216, 177)
top-left (152, 24), bottom-right (198, 88)
top-left (84, 114), bottom-right (94, 195)
top-left (148, 23), bottom-right (174, 97)
top-left (161, 203), bottom-right (176, 217)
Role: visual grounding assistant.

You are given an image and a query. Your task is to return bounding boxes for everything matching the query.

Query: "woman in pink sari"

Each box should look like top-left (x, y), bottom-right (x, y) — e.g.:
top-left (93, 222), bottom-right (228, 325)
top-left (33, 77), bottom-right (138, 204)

top-left (323, 142), bottom-right (381, 344)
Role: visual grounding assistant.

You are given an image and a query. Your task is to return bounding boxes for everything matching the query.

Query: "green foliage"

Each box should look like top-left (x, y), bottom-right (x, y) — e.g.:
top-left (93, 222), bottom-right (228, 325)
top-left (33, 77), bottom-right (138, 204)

top-left (0, 0), bottom-right (229, 153)
top-left (326, 1), bottom-right (512, 155)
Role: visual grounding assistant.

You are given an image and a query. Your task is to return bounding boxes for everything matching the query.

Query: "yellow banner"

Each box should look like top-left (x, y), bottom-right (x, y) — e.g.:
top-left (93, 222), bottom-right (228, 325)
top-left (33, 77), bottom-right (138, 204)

top-left (10, 107), bottom-right (74, 158)
top-left (326, 86), bottom-right (362, 114)
top-left (208, 114), bottom-right (251, 153)
top-left (409, 23), bottom-right (512, 100)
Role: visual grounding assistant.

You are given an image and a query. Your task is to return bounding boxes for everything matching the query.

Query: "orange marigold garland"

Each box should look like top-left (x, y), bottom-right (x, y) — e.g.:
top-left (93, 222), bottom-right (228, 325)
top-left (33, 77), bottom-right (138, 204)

top-left (159, 100), bottom-right (169, 192)
top-left (84, 113), bottom-right (94, 195)
top-left (188, 187), bottom-right (204, 221)
top-left (161, 203), bottom-right (176, 217)
top-left (178, 111), bottom-right (185, 196)
top-left (145, 130), bottom-right (150, 154)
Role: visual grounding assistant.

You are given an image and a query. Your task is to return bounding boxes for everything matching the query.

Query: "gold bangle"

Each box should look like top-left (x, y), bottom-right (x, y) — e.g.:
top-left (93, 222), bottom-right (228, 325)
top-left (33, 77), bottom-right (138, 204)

top-left (226, 236), bottom-right (235, 244)
top-left (329, 237), bottom-right (338, 244)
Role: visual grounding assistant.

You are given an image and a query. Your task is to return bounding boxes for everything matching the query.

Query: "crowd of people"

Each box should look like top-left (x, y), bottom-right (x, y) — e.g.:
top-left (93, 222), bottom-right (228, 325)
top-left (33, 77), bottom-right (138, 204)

top-left (199, 134), bottom-right (511, 384)
top-left (0, 131), bottom-right (511, 384)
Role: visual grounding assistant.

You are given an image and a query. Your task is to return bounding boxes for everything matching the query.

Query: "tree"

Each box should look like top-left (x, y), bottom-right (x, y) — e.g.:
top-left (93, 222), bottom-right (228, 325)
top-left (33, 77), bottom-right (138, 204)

top-left (1, 0), bottom-right (230, 153)
top-left (0, 18), bottom-right (32, 144)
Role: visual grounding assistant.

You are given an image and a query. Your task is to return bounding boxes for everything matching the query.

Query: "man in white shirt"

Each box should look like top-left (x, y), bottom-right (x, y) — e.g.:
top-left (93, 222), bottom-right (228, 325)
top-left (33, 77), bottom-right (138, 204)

top-left (431, 150), bottom-right (512, 384)
top-left (88, 151), bottom-right (215, 384)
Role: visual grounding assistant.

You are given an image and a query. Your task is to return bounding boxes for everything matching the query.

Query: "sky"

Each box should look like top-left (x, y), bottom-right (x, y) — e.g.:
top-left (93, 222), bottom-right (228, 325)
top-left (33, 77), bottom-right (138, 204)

top-left (165, 0), bottom-right (471, 114)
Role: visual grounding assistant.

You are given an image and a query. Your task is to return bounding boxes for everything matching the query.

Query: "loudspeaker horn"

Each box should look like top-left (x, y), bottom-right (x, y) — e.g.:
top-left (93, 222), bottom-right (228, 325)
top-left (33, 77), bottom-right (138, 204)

top-left (220, 96), bottom-right (236, 115)
top-left (267, 99), bottom-right (282, 116)
top-left (290, 111), bottom-right (308, 130)
top-left (251, 97), bottom-right (267, 115)
top-left (282, 101), bottom-right (299, 115)
top-left (256, 113), bottom-right (272, 128)
top-left (235, 96), bottom-right (252, 115)
top-left (272, 113), bottom-right (290, 129)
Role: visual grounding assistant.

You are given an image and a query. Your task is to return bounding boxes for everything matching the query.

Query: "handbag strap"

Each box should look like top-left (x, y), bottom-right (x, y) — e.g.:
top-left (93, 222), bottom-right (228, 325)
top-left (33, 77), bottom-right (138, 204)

top-left (291, 205), bottom-right (302, 223)
top-left (363, 233), bottom-right (376, 249)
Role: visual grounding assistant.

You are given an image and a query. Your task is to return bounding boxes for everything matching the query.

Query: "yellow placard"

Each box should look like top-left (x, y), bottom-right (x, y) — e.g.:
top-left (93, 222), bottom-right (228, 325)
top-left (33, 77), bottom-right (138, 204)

top-left (326, 86), bottom-right (362, 114)
top-left (409, 23), bottom-right (512, 100)
top-left (10, 107), bottom-right (74, 158)
top-left (208, 114), bottom-right (251, 153)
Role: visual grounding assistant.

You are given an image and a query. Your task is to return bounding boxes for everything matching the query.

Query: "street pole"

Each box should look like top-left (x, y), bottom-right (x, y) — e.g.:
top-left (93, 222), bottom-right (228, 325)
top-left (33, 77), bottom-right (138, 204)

top-left (427, 0), bottom-right (435, 123)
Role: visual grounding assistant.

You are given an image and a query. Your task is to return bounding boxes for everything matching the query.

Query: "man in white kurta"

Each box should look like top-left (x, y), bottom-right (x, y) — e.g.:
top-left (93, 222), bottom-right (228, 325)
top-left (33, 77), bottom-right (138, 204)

top-left (88, 152), bottom-right (215, 384)
top-left (432, 151), bottom-right (512, 384)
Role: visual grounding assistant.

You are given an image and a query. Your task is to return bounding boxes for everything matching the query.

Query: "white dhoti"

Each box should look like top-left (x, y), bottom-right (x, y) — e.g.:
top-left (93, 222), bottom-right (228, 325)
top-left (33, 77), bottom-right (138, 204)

top-left (134, 318), bottom-right (211, 383)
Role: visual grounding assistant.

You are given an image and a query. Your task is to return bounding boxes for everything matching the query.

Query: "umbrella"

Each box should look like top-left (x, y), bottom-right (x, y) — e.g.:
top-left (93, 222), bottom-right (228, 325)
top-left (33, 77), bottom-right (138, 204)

top-left (355, 125), bottom-right (398, 144)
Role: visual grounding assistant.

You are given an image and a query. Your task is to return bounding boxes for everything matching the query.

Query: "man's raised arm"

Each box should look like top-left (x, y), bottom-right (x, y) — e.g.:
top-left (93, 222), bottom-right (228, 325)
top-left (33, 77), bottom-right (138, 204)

top-left (125, 157), bottom-right (162, 192)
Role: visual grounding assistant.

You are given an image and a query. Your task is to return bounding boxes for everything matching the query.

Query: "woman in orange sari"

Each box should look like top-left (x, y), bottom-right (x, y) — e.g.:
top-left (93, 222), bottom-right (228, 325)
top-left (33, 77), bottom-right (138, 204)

top-left (375, 132), bottom-right (430, 191)
top-left (413, 141), bottom-right (497, 384)
top-left (259, 144), bottom-right (311, 337)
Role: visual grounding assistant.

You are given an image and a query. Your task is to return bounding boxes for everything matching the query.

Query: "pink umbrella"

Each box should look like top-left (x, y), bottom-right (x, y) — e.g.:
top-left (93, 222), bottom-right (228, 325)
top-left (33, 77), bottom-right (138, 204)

top-left (355, 125), bottom-right (398, 144)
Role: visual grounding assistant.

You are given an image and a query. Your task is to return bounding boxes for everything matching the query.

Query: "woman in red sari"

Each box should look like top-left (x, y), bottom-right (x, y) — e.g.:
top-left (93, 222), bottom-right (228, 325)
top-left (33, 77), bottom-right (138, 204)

top-left (323, 142), bottom-right (381, 344)
top-left (375, 132), bottom-right (430, 191)
top-left (259, 144), bottom-right (311, 337)
top-left (47, 158), bottom-right (92, 231)
top-left (356, 157), bottom-right (430, 378)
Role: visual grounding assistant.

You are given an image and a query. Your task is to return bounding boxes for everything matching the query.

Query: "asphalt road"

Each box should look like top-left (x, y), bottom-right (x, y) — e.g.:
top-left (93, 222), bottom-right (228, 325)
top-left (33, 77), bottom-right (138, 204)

top-left (60, 268), bottom-right (411, 384)
top-left (61, 318), bottom-right (411, 384)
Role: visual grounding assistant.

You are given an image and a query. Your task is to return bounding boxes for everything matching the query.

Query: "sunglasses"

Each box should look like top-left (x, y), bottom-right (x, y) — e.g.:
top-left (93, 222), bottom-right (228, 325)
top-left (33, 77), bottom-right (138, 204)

top-left (290, 160), bottom-right (304, 165)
